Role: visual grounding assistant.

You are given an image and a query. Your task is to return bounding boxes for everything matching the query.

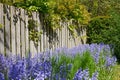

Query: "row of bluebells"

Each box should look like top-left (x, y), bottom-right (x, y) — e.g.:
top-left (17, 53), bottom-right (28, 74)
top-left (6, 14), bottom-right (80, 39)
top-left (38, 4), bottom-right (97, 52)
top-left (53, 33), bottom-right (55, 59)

top-left (0, 43), bottom-right (117, 80)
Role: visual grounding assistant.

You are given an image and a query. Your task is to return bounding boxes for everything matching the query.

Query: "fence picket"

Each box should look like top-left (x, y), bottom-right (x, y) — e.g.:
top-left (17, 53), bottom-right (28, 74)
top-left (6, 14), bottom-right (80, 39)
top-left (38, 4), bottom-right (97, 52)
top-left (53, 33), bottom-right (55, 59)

top-left (36, 12), bottom-right (40, 53)
top-left (30, 12), bottom-right (37, 56)
top-left (62, 23), bottom-right (65, 47)
top-left (0, 3), bottom-right (4, 54)
top-left (20, 8), bottom-right (25, 57)
top-left (4, 4), bottom-right (11, 55)
top-left (11, 6), bottom-right (16, 55)
top-left (40, 14), bottom-right (44, 52)
top-left (16, 8), bottom-right (21, 55)
top-left (25, 10), bottom-right (29, 55)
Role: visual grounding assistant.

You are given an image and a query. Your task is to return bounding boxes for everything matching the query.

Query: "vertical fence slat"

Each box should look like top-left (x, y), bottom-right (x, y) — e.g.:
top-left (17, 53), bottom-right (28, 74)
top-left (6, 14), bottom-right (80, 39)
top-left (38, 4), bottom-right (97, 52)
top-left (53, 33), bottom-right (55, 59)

top-left (0, 3), bottom-right (4, 54)
top-left (69, 21), bottom-right (72, 48)
top-left (4, 5), bottom-right (11, 55)
top-left (36, 12), bottom-right (40, 53)
top-left (65, 22), bottom-right (67, 47)
top-left (57, 28), bottom-right (60, 48)
top-left (83, 27), bottom-right (86, 44)
top-left (25, 11), bottom-right (29, 55)
top-left (30, 12), bottom-right (37, 56)
top-left (44, 23), bottom-right (47, 51)
top-left (16, 8), bottom-right (21, 55)
top-left (20, 8), bottom-right (25, 57)
top-left (60, 22), bottom-right (62, 47)
top-left (62, 24), bottom-right (65, 47)
top-left (55, 29), bottom-right (58, 49)
top-left (40, 15), bottom-right (44, 52)
top-left (67, 22), bottom-right (69, 48)
top-left (11, 6), bottom-right (16, 55)
top-left (41, 29), bottom-right (44, 52)
top-left (46, 23), bottom-right (49, 51)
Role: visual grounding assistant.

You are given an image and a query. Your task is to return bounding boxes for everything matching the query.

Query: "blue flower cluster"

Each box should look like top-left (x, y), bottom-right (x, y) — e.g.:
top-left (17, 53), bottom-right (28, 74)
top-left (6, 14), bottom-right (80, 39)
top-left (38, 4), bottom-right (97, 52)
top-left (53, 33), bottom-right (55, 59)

top-left (0, 43), bottom-right (117, 80)
top-left (74, 68), bottom-right (98, 80)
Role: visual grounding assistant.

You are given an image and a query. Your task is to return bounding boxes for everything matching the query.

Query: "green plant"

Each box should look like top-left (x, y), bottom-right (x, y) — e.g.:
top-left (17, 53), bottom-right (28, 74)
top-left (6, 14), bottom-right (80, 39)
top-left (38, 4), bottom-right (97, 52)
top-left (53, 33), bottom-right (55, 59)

top-left (28, 19), bottom-right (42, 45)
top-left (0, 24), bottom-right (3, 29)
top-left (51, 54), bottom-right (72, 79)
top-left (51, 51), bottom-right (97, 79)
top-left (87, 10), bottom-right (120, 62)
top-left (69, 51), bottom-right (96, 79)
top-left (13, 0), bottom-right (90, 38)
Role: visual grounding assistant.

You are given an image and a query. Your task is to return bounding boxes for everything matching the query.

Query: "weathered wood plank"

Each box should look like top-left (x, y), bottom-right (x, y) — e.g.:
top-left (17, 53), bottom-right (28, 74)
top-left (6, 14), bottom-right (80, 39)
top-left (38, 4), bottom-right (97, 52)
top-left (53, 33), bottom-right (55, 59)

top-left (57, 28), bottom-right (60, 48)
top-left (60, 22), bottom-right (62, 47)
top-left (55, 29), bottom-right (58, 49)
top-left (25, 10), bottom-right (29, 55)
top-left (69, 21), bottom-right (72, 48)
top-left (11, 6), bottom-right (16, 55)
top-left (4, 4), bottom-right (11, 55)
top-left (16, 8), bottom-right (21, 55)
top-left (67, 22), bottom-right (69, 48)
top-left (40, 14), bottom-right (44, 52)
top-left (65, 22), bottom-right (67, 47)
top-left (20, 8), bottom-right (25, 57)
top-left (36, 12), bottom-right (40, 53)
top-left (46, 22), bottom-right (49, 51)
top-left (82, 27), bottom-right (86, 44)
top-left (0, 3), bottom-right (4, 54)
top-left (62, 23), bottom-right (65, 47)
top-left (30, 12), bottom-right (37, 56)
top-left (44, 22), bottom-right (47, 51)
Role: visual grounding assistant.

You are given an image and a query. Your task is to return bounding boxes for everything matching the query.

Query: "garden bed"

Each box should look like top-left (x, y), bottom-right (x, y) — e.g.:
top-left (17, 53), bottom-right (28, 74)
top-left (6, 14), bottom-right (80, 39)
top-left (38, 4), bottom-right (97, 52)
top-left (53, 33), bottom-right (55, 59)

top-left (0, 43), bottom-right (117, 80)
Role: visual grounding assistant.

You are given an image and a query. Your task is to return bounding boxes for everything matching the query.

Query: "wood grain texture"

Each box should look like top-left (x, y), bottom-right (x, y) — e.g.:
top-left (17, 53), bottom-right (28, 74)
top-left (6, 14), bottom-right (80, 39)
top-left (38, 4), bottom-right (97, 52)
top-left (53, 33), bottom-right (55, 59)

top-left (4, 5), bottom-right (11, 55)
top-left (0, 3), bottom-right (4, 54)
top-left (11, 6), bottom-right (16, 55)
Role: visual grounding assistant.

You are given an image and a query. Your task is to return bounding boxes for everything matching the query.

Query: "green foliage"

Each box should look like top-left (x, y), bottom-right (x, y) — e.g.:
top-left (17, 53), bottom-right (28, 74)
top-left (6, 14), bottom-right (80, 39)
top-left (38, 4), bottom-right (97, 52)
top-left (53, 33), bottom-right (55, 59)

top-left (80, 0), bottom-right (111, 17)
top-left (87, 16), bottom-right (111, 43)
top-left (0, 24), bottom-right (3, 29)
top-left (51, 54), bottom-right (72, 79)
top-left (51, 51), bottom-right (96, 79)
top-left (87, 8), bottom-right (120, 62)
top-left (13, 0), bottom-right (90, 37)
top-left (84, 0), bottom-right (120, 62)
top-left (51, 50), bottom-right (116, 80)
top-left (54, 0), bottom-right (90, 24)
top-left (1, 0), bottom-right (91, 38)
top-left (28, 19), bottom-right (42, 45)
top-left (69, 51), bottom-right (96, 79)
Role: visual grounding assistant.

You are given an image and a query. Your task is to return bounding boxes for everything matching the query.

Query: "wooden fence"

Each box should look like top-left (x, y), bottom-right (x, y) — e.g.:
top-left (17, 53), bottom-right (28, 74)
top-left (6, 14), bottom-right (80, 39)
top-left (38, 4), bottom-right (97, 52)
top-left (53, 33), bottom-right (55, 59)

top-left (0, 3), bottom-right (86, 57)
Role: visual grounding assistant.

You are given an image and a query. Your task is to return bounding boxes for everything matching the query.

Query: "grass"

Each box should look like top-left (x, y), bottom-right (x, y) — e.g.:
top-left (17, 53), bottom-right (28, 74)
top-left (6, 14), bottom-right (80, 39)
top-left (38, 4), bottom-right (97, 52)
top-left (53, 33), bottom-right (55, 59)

top-left (113, 64), bottom-right (120, 80)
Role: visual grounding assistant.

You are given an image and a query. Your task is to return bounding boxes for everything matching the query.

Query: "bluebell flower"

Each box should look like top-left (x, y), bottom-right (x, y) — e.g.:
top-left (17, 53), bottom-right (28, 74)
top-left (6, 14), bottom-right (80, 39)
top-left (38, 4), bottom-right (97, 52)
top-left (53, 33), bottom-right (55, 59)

top-left (93, 52), bottom-right (100, 64)
top-left (0, 72), bottom-right (4, 80)
top-left (105, 56), bottom-right (117, 68)
top-left (0, 54), bottom-right (7, 73)
top-left (74, 68), bottom-right (89, 80)
top-left (8, 59), bottom-right (26, 80)
top-left (91, 71), bottom-right (98, 80)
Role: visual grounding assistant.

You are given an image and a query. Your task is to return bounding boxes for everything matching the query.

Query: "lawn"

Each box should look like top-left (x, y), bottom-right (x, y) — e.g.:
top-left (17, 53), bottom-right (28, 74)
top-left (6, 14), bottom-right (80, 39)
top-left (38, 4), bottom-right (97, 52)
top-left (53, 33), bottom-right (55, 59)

top-left (113, 64), bottom-right (120, 80)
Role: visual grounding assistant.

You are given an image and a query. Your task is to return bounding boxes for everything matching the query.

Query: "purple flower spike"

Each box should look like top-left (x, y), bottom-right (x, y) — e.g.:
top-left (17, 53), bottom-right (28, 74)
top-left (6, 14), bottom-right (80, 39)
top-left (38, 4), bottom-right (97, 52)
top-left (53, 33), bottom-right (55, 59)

top-left (91, 71), bottom-right (98, 80)
top-left (0, 72), bottom-right (4, 80)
